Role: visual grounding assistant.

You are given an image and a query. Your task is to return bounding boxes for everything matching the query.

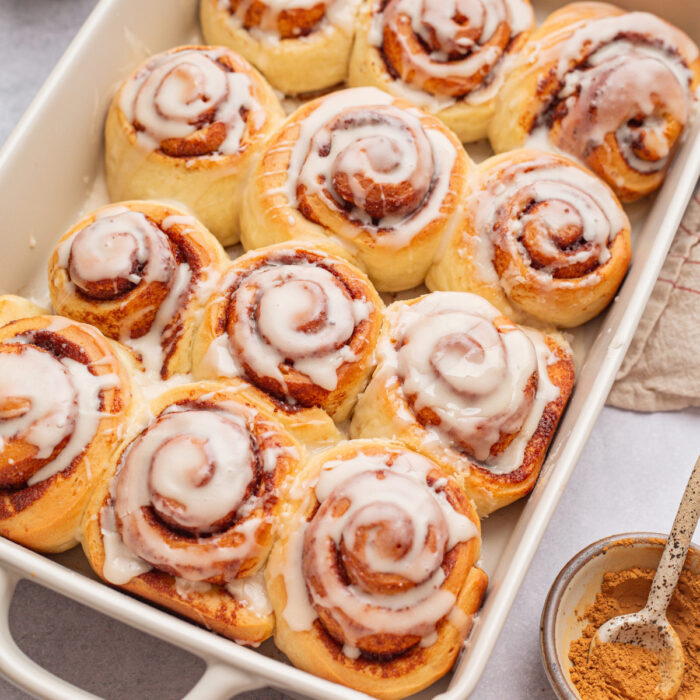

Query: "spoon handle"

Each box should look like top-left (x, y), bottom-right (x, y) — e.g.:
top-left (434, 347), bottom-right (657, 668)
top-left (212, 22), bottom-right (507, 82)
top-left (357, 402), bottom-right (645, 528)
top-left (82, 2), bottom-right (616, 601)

top-left (647, 455), bottom-right (700, 620)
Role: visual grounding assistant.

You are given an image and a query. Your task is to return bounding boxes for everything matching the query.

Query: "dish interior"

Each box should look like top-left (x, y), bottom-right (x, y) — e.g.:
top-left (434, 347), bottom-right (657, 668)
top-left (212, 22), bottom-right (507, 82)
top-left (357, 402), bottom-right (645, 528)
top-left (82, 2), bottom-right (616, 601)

top-left (1, 0), bottom-right (699, 698)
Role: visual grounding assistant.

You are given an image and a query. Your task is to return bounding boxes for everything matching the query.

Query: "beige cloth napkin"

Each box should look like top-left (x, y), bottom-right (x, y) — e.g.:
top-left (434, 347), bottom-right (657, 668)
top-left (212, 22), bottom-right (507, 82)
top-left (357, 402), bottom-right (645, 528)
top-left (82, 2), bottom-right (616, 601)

top-left (607, 187), bottom-right (700, 411)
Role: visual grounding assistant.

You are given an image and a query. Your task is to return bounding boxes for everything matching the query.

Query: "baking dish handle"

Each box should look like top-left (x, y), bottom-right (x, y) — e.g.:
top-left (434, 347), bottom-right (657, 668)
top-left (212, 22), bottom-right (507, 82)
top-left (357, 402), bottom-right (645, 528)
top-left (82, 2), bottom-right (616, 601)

top-left (0, 565), bottom-right (100, 699)
top-left (0, 563), bottom-right (267, 700)
top-left (183, 661), bottom-right (264, 700)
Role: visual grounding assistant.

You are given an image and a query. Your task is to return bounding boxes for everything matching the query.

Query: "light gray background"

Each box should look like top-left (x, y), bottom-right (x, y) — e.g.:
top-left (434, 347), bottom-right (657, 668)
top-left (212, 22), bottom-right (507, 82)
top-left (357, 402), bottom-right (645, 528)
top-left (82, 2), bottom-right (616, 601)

top-left (1, 2), bottom-right (699, 698)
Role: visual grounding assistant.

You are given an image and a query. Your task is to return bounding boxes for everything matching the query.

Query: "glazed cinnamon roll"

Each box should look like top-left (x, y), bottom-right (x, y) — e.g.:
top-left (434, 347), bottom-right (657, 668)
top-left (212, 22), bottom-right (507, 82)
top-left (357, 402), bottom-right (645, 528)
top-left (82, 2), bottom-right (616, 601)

top-left (82, 381), bottom-right (303, 645)
top-left (427, 149), bottom-right (632, 327)
top-left (489, 3), bottom-right (700, 201)
top-left (241, 87), bottom-right (471, 291)
top-left (349, 0), bottom-right (535, 142)
top-left (266, 439), bottom-right (487, 699)
top-left (49, 201), bottom-right (228, 378)
top-left (105, 45), bottom-right (284, 244)
top-left (192, 242), bottom-right (383, 434)
top-left (200, 0), bottom-right (360, 94)
top-left (0, 316), bottom-right (136, 553)
top-left (350, 292), bottom-right (575, 515)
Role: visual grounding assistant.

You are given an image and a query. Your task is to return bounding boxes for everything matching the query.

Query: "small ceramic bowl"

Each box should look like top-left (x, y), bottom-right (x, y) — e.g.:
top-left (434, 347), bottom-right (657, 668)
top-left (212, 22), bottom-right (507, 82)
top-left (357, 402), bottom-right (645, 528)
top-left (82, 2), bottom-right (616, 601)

top-left (540, 533), bottom-right (700, 699)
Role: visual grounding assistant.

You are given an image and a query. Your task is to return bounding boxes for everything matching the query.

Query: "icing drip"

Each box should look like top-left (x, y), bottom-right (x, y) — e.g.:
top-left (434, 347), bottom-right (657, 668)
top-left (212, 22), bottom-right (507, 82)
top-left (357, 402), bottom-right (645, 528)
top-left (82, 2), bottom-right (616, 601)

top-left (371, 0), bottom-right (533, 104)
top-left (380, 293), bottom-right (562, 473)
top-left (471, 154), bottom-right (628, 286)
top-left (397, 303), bottom-right (537, 461)
top-left (119, 48), bottom-right (265, 157)
top-left (227, 261), bottom-right (366, 392)
top-left (113, 403), bottom-right (277, 582)
top-left (225, 570), bottom-right (273, 617)
top-left (54, 206), bottom-right (217, 377)
top-left (285, 447), bottom-right (477, 654)
top-left (0, 338), bottom-right (117, 487)
top-left (284, 88), bottom-right (457, 249)
top-left (534, 12), bottom-right (697, 175)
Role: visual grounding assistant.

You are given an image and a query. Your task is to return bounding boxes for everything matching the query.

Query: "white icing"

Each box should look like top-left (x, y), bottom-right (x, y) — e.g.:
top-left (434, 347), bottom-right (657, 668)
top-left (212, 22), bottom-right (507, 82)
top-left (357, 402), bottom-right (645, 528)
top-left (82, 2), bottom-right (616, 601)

top-left (379, 292), bottom-right (565, 473)
top-left (222, 256), bottom-right (371, 394)
top-left (100, 504), bottom-right (152, 585)
top-left (119, 48), bottom-right (266, 156)
top-left (225, 570), bottom-right (273, 617)
top-left (369, 0), bottom-right (533, 105)
top-left (112, 403), bottom-right (275, 582)
top-left (281, 446), bottom-right (478, 650)
top-left (58, 210), bottom-right (173, 289)
top-left (278, 88), bottom-right (458, 249)
top-left (469, 153), bottom-right (628, 289)
top-left (529, 12), bottom-right (697, 174)
top-left (0, 340), bottom-right (117, 486)
top-left (220, 0), bottom-right (359, 40)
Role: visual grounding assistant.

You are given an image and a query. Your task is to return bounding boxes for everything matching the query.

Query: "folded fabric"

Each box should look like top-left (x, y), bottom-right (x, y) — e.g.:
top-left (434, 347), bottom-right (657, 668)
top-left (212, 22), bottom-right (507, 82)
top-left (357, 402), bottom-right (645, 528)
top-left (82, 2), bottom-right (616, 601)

top-left (608, 186), bottom-right (700, 411)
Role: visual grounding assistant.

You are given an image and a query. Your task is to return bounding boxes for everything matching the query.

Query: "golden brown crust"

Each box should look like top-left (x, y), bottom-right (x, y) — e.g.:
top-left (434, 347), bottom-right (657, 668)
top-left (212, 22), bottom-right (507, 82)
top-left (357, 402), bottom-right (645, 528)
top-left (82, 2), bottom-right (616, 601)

top-left (191, 242), bottom-right (383, 425)
top-left (48, 200), bottom-right (229, 378)
top-left (348, 0), bottom-right (535, 142)
top-left (0, 295), bottom-right (47, 327)
top-left (350, 294), bottom-right (575, 515)
top-left (105, 45), bottom-right (284, 245)
top-left (240, 88), bottom-right (472, 291)
top-left (488, 2), bottom-right (700, 201)
top-left (266, 439), bottom-right (486, 699)
top-left (426, 149), bottom-right (632, 328)
top-left (81, 381), bottom-right (305, 645)
top-left (0, 316), bottom-right (136, 553)
top-left (200, 0), bottom-right (358, 94)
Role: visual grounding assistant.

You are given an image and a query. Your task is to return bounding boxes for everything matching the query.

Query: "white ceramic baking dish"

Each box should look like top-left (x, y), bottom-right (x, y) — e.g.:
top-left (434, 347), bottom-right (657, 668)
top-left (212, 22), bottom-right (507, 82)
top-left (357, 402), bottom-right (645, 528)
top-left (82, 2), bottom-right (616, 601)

top-left (0, 1), bottom-right (699, 698)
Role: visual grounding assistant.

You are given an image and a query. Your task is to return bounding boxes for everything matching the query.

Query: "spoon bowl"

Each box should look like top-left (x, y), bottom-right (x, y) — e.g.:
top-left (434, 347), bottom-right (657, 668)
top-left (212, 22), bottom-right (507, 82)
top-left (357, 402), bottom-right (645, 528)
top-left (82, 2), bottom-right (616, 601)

top-left (590, 614), bottom-right (684, 699)
top-left (586, 454), bottom-right (700, 700)
top-left (541, 535), bottom-right (700, 700)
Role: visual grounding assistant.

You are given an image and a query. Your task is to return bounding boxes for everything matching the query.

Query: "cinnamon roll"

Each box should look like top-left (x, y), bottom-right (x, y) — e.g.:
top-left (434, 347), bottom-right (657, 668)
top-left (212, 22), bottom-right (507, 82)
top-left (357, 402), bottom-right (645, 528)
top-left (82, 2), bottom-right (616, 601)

top-left (192, 242), bottom-right (383, 432)
top-left (267, 439), bottom-right (486, 699)
top-left (427, 149), bottom-right (632, 327)
top-left (241, 87), bottom-right (471, 291)
top-left (49, 201), bottom-right (228, 378)
top-left (349, 0), bottom-right (535, 142)
top-left (0, 316), bottom-right (136, 553)
top-left (105, 45), bottom-right (284, 244)
top-left (200, 0), bottom-right (360, 94)
top-left (489, 3), bottom-right (700, 201)
top-left (350, 292), bottom-right (574, 515)
top-left (0, 295), bottom-right (47, 327)
top-left (82, 381), bottom-right (303, 645)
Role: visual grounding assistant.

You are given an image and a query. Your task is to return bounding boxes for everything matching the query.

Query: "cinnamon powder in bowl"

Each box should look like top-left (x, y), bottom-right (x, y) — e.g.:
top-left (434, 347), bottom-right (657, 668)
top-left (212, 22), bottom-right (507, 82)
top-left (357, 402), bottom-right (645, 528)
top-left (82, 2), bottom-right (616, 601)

top-left (541, 535), bottom-right (700, 700)
top-left (568, 566), bottom-right (700, 699)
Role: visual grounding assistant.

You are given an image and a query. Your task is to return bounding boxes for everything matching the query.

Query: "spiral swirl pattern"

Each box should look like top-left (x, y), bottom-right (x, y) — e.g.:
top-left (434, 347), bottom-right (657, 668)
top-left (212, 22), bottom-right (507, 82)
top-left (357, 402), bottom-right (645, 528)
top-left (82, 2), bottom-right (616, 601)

top-left (224, 250), bottom-right (375, 401)
top-left (114, 401), bottom-right (291, 583)
top-left (66, 209), bottom-right (175, 307)
top-left (375, 0), bottom-right (533, 99)
top-left (297, 103), bottom-right (442, 236)
top-left (0, 319), bottom-right (126, 490)
top-left (301, 447), bottom-right (477, 655)
top-left (50, 203), bottom-right (228, 377)
top-left (531, 11), bottom-right (699, 199)
top-left (119, 47), bottom-right (263, 157)
top-left (394, 294), bottom-right (537, 462)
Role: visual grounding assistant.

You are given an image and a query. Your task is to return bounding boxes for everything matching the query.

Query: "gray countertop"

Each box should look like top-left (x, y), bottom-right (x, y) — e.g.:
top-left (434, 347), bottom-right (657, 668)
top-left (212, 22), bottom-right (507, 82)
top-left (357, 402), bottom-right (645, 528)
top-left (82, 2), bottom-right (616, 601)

top-left (1, 2), bottom-right (699, 698)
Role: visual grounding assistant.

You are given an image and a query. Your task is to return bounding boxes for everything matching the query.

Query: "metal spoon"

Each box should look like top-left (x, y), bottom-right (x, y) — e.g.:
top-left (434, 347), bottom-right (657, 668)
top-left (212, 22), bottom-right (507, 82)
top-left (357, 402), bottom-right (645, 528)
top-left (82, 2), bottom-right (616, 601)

top-left (589, 454), bottom-right (700, 700)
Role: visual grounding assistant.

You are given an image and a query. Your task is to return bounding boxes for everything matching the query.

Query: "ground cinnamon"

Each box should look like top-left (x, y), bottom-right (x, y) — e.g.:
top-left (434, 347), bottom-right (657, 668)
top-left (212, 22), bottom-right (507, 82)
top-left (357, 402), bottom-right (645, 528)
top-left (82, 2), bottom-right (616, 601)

top-left (568, 566), bottom-right (700, 699)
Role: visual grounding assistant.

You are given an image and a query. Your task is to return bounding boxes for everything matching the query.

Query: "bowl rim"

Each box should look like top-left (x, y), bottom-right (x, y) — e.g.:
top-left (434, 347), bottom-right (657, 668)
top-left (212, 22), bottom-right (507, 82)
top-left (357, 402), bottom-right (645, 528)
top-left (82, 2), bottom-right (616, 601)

top-left (539, 531), bottom-right (700, 700)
